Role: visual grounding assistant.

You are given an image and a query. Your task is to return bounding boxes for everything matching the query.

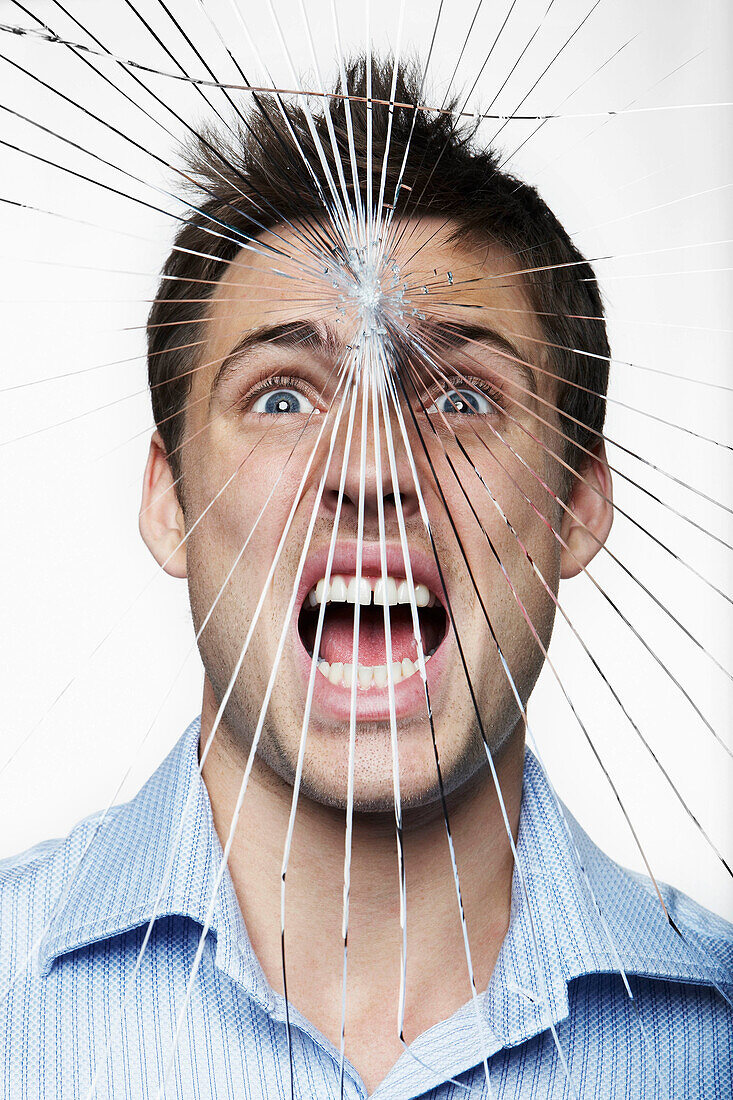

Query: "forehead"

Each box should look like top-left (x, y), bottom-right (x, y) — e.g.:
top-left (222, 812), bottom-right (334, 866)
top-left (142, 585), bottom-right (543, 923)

top-left (198, 216), bottom-right (548, 388)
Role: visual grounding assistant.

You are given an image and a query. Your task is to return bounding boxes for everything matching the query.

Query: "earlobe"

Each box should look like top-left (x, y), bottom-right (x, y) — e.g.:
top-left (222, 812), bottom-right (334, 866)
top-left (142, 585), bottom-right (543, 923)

top-left (559, 441), bottom-right (614, 580)
top-left (138, 431), bottom-right (187, 579)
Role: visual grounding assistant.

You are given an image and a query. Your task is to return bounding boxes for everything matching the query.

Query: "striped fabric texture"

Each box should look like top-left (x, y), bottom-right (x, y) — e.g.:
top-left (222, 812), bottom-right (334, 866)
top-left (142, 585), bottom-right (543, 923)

top-left (1, 716), bottom-right (731, 1098)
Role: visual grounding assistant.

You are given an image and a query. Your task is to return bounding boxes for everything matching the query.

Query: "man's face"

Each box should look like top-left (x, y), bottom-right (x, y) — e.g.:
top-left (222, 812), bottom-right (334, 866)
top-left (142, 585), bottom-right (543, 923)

top-left (172, 218), bottom-right (570, 812)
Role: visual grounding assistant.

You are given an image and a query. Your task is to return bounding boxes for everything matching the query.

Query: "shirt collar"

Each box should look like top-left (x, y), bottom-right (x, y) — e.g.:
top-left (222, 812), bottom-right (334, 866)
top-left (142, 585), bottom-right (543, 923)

top-left (371, 750), bottom-right (731, 1096)
top-left (484, 748), bottom-right (730, 1048)
top-left (39, 722), bottom-right (729, 1021)
top-left (38, 718), bottom-right (273, 1006)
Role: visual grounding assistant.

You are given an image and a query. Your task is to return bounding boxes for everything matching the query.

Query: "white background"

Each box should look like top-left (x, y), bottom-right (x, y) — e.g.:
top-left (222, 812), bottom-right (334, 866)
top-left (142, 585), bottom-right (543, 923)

top-left (0, 0), bottom-right (731, 919)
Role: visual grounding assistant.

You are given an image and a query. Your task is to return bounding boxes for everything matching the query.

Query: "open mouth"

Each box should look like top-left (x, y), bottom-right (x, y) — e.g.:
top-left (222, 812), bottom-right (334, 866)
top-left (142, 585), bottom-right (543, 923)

top-left (297, 573), bottom-right (449, 689)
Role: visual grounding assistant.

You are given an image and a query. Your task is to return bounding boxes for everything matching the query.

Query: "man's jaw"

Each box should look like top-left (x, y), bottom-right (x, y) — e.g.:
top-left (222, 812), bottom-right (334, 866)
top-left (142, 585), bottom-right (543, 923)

top-left (292, 541), bottom-right (452, 723)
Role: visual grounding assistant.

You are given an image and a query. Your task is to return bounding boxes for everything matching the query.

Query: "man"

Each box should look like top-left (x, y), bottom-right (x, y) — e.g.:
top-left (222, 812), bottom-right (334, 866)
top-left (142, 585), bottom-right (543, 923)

top-left (1, 58), bottom-right (731, 1098)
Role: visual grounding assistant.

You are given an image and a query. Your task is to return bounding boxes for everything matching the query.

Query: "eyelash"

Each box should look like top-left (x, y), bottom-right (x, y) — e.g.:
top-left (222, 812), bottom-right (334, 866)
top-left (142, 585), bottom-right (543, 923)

top-left (237, 371), bottom-right (503, 416)
top-left (240, 373), bottom-right (321, 412)
top-left (431, 375), bottom-right (504, 412)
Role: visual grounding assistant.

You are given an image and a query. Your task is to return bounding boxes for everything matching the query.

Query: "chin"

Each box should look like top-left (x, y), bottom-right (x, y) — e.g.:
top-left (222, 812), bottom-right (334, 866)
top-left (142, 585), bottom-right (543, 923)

top-left (263, 713), bottom-right (489, 818)
top-left (296, 771), bottom-right (447, 816)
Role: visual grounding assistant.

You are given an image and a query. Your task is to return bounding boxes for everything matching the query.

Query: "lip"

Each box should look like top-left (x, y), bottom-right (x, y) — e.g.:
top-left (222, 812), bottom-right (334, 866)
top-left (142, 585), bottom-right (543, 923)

top-left (291, 541), bottom-right (451, 722)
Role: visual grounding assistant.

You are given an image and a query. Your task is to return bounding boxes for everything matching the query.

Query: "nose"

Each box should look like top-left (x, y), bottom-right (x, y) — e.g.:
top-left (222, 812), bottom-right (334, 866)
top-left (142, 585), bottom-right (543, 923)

top-left (319, 386), bottom-right (422, 533)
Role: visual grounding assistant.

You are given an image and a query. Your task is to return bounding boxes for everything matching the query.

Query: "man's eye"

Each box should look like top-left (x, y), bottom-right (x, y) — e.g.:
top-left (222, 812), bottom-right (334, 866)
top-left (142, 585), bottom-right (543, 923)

top-left (251, 388), bottom-right (315, 414)
top-left (427, 388), bottom-right (494, 415)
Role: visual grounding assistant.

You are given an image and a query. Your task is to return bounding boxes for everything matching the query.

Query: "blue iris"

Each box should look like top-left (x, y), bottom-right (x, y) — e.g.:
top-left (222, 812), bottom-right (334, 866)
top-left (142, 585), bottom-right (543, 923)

top-left (439, 390), bottom-right (486, 414)
top-left (252, 386), bottom-right (315, 414)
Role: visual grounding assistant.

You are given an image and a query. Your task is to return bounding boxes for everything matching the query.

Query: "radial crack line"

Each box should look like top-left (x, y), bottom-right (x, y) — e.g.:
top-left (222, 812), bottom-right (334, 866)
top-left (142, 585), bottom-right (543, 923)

top-left (81, 355), bottom-right (355, 1099)
top-left (384, 357), bottom-right (581, 1098)
top-left (15, 0), bottom-right (329, 268)
top-left (399, 352), bottom-right (731, 1025)
top-left (148, 356), bottom-right (359, 1099)
top-left (376, 359), bottom-right (492, 1094)
top-left (405, 352), bottom-right (733, 858)
top-left (409, 335), bottom-right (733, 760)
top-left (0, 364), bottom-right (346, 1014)
top-left (279, 350), bottom-right (363, 1099)
top-left (383, 365), bottom-right (668, 1091)
top-left (412, 321), bottom-right (733, 577)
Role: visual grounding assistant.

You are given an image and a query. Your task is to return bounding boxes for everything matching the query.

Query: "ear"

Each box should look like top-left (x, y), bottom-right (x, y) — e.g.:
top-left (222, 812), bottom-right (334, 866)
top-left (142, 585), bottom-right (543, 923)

top-left (559, 440), bottom-right (613, 580)
top-left (139, 431), bottom-right (187, 579)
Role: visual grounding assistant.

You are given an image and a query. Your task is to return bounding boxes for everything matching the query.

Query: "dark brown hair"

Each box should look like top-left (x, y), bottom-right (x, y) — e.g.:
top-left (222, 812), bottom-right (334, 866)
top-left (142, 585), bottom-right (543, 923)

top-left (148, 57), bottom-right (609, 478)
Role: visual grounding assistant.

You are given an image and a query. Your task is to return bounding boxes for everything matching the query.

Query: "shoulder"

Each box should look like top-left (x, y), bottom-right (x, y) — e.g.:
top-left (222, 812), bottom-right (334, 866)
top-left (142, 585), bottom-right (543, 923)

top-left (522, 753), bottom-right (733, 995)
top-left (638, 871), bottom-right (733, 986)
top-left (0, 809), bottom-right (115, 888)
top-left (1, 828), bottom-right (77, 911)
top-left (565, 809), bottom-right (733, 994)
top-left (0, 721), bottom-right (200, 948)
top-left (0, 810), bottom-right (121, 972)
top-left (554, 814), bottom-right (733, 1091)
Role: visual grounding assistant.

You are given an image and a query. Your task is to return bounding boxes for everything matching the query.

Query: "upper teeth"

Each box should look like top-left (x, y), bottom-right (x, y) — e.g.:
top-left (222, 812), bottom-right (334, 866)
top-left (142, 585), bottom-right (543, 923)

top-left (306, 575), bottom-right (437, 608)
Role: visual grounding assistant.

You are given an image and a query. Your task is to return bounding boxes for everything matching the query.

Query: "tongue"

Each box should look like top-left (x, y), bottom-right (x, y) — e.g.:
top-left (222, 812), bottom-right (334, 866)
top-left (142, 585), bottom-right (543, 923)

top-left (319, 607), bottom-right (420, 665)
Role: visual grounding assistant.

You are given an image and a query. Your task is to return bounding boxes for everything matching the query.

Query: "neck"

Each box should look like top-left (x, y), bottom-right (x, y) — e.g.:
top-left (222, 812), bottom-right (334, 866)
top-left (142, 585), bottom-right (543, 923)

top-left (200, 695), bottom-right (525, 1090)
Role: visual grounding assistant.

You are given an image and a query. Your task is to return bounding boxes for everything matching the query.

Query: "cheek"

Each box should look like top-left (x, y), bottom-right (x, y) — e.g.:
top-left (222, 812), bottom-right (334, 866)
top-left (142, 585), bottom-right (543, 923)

top-left (183, 431), bottom-right (321, 593)
top-left (441, 434), bottom-right (562, 608)
top-left (444, 427), bottom-right (546, 530)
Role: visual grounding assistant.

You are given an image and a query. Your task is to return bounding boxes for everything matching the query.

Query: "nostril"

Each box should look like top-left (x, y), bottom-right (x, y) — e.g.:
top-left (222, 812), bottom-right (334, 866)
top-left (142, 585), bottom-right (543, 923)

top-left (321, 488), bottom-right (346, 514)
top-left (381, 491), bottom-right (421, 520)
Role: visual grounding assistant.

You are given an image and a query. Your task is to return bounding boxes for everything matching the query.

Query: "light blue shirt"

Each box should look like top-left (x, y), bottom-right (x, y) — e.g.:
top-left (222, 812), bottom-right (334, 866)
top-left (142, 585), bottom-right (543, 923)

top-left (1, 717), bottom-right (731, 1098)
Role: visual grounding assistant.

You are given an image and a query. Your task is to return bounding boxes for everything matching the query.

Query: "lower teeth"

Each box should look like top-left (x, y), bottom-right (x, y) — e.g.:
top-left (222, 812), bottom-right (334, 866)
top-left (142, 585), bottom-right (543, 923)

top-left (314, 654), bottom-right (432, 688)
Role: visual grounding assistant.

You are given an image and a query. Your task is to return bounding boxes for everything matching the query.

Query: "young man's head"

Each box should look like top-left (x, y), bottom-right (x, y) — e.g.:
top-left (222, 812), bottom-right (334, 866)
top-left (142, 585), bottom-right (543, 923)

top-left (140, 57), bottom-right (613, 815)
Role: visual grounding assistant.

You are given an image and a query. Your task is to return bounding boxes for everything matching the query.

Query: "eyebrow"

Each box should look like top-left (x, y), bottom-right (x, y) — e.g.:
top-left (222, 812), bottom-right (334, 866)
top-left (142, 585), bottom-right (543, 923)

top-left (409, 320), bottom-right (537, 394)
top-left (210, 316), bottom-right (537, 398)
top-left (210, 320), bottom-right (341, 397)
